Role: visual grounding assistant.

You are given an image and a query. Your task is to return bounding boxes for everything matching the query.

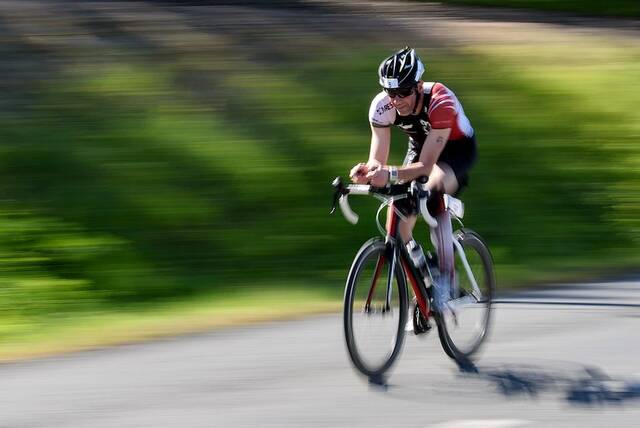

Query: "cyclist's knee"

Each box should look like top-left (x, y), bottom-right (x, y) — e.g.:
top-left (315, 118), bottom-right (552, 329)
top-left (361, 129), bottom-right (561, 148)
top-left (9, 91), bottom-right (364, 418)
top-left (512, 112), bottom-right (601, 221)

top-left (430, 163), bottom-right (459, 195)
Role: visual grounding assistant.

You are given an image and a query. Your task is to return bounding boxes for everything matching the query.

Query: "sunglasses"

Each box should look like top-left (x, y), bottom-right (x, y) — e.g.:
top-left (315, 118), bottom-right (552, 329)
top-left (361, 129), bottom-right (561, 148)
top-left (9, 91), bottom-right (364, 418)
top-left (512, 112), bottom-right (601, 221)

top-left (384, 86), bottom-right (415, 98)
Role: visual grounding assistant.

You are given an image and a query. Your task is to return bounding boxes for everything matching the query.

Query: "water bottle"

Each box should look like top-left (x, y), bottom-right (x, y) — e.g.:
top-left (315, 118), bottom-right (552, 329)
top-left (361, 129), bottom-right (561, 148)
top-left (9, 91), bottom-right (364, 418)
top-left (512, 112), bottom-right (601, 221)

top-left (405, 239), bottom-right (430, 286)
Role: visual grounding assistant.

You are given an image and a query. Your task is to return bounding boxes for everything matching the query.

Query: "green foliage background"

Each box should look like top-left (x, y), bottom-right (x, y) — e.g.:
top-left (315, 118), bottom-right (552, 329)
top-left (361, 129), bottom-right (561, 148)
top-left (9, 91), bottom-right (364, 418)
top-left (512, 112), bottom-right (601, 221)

top-left (0, 1), bottom-right (639, 347)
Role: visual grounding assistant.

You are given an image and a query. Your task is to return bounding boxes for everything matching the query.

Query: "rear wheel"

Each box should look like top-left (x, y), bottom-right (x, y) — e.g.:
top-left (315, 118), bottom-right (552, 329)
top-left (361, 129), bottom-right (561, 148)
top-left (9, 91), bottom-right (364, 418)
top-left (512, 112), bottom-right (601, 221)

top-left (436, 229), bottom-right (495, 364)
top-left (344, 238), bottom-right (408, 379)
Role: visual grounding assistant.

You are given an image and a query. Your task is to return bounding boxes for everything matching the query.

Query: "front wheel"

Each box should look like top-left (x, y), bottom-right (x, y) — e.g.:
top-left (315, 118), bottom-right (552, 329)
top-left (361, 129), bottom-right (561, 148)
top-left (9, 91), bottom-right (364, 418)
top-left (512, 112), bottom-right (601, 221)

top-left (436, 229), bottom-right (495, 364)
top-left (344, 238), bottom-right (408, 379)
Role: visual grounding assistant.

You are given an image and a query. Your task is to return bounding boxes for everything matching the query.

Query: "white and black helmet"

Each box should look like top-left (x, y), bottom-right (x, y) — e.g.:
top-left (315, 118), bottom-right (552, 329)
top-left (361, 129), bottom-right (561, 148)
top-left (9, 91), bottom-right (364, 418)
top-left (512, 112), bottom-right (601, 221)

top-left (378, 47), bottom-right (425, 89)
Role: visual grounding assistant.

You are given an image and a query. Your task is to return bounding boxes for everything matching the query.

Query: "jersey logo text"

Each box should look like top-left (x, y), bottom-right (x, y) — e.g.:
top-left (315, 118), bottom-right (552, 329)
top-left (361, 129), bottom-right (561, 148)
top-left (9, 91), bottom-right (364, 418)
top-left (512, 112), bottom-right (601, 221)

top-left (376, 102), bottom-right (393, 116)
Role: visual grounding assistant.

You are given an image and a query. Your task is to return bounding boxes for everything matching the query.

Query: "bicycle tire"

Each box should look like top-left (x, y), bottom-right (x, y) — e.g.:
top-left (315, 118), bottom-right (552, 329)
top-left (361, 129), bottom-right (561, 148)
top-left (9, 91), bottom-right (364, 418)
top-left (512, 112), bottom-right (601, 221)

top-left (343, 238), bottom-right (408, 379)
top-left (435, 229), bottom-right (495, 364)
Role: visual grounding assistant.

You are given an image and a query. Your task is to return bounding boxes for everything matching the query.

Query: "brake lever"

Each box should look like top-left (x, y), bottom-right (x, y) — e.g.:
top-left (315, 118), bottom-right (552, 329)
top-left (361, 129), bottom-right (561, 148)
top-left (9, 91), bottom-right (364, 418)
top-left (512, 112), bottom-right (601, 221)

top-left (409, 179), bottom-right (429, 200)
top-left (330, 191), bottom-right (339, 214)
top-left (410, 179), bottom-right (438, 228)
top-left (330, 177), bottom-right (347, 214)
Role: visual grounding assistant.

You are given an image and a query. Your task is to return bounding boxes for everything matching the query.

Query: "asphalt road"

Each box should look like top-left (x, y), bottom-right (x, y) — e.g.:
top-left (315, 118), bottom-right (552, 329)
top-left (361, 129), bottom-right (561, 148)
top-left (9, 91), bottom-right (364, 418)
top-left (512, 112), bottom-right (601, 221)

top-left (1, 281), bottom-right (639, 427)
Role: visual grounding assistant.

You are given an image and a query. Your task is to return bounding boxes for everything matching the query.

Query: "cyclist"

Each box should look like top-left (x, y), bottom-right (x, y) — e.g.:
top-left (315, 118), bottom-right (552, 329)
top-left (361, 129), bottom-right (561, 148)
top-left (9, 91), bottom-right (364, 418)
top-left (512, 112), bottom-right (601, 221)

top-left (349, 47), bottom-right (477, 311)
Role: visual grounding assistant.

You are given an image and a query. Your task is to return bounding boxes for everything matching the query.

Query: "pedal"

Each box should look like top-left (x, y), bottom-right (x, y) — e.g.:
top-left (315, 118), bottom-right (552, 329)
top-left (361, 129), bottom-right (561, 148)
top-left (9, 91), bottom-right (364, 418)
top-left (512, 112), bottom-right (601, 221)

top-left (414, 317), bottom-right (432, 335)
top-left (412, 300), bottom-right (432, 335)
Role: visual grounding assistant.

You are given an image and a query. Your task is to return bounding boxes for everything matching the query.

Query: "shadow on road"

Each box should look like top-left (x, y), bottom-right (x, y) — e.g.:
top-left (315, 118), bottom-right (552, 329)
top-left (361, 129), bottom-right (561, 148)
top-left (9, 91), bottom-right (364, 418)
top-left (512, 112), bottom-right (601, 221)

top-left (381, 360), bottom-right (640, 407)
top-left (462, 361), bottom-right (640, 406)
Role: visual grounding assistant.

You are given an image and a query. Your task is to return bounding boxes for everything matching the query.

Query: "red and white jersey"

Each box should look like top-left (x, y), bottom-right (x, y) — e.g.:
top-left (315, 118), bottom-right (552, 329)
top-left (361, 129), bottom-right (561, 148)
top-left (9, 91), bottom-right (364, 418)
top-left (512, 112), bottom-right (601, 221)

top-left (368, 82), bottom-right (473, 143)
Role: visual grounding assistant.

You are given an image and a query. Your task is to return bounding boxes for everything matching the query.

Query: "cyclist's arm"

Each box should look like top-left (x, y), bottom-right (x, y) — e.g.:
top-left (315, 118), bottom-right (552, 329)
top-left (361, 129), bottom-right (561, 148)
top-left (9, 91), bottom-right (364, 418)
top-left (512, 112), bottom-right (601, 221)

top-left (365, 127), bottom-right (452, 187)
top-left (352, 94), bottom-right (394, 184)
top-left (367, 124), bottom-right (391, 169)
top-left (396, 83), bottom-right (457, 183)
top-left (397, 127), bottom-right (451, 182)
top-left (350, 125), bottom-right (391, 184)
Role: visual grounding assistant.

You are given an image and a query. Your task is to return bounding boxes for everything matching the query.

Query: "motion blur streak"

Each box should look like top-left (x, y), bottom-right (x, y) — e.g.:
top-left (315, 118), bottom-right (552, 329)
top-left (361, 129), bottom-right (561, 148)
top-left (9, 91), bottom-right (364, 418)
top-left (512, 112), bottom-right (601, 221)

top-left (0, 0), bottom-right (639, 425)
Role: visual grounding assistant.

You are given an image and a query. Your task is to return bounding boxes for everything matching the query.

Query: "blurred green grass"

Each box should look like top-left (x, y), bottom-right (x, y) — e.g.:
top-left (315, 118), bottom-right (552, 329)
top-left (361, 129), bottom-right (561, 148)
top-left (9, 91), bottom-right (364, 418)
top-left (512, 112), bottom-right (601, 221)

top-left (0, 6), bottom-right (640, 356)
top-left (0, 283), bottom-right (339, 361)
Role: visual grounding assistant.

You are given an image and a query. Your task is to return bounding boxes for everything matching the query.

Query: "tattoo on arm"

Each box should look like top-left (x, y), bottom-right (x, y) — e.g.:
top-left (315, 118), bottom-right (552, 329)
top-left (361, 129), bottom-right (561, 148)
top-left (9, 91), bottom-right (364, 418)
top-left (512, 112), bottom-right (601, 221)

top-left (436, 136), bottom-right (446, 145)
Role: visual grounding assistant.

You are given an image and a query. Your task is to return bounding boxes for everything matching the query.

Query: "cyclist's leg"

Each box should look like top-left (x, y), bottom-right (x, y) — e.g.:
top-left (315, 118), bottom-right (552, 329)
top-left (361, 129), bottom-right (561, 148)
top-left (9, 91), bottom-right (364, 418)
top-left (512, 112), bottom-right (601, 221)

top-left (398, 215), bottom-right (417, 244)
top-left (392, 163), bottom-right (457, 275)
top-left (427, 162), bottom-right (459, 195)
top-left (432, 135), bottom-right (477, 301)
top-left (384, 194), bottom-right (417, 243)
top-left (427, 163), bottom-right (458, 292)
top-left (388, 163), bottom-right (457, 246)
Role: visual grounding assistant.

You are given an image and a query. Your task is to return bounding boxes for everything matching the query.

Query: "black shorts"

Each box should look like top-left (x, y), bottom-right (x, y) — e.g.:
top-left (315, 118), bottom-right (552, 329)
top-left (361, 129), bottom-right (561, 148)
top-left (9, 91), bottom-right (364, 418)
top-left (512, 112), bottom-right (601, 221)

top-left (403, 134), bottom-right (477, 189)
top-left (396, 135), bottom-right (477, 216)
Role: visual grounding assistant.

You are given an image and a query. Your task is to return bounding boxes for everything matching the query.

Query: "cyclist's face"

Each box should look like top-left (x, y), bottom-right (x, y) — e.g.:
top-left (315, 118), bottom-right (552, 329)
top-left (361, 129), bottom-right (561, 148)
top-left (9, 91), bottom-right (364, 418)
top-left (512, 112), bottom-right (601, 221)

top-left (387, 86), bottom-right (417, 116)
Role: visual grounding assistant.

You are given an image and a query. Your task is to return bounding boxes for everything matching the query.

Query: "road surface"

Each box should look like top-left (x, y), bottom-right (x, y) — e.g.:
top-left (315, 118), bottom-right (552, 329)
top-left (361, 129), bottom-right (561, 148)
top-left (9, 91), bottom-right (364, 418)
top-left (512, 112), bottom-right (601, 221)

top-left (1, 280), bottom-right (639, 427)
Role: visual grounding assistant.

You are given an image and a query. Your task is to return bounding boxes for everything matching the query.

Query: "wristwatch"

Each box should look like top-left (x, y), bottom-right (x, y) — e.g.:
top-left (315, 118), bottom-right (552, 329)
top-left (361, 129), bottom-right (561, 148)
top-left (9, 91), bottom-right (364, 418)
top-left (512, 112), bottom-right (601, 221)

top-left (388, 166), bottom-right (399, 184)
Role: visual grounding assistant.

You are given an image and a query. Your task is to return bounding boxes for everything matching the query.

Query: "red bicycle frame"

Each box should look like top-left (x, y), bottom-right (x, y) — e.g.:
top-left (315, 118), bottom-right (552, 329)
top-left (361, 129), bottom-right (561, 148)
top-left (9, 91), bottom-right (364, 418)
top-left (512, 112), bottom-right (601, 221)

top-left (364, 201), bottom-right (432, 319)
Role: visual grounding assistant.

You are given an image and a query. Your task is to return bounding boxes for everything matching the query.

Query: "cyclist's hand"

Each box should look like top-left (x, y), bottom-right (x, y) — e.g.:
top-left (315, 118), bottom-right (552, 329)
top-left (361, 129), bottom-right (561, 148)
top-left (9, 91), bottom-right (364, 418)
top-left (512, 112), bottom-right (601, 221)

top-left (366, 167), bottom-right (389, 187)
top-left (349, 163), bottom-right (370, 184)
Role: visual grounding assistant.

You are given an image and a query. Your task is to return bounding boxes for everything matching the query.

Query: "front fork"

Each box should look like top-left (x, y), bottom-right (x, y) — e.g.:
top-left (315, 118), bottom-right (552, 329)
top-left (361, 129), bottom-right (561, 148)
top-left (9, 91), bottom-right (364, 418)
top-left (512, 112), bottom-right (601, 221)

top-left (363, 243), bottom-right (397, 314)
top-left (363, 203), bottom-right (403, 314)
top-left (384, 243), bottom-right (397, 312)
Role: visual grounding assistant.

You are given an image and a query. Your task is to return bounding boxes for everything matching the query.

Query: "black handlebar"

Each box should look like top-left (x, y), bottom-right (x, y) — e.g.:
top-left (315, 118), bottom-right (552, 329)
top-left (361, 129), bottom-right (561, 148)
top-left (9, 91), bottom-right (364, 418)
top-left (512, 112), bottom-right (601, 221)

top-left (330, 176), bottom-right (433, 215)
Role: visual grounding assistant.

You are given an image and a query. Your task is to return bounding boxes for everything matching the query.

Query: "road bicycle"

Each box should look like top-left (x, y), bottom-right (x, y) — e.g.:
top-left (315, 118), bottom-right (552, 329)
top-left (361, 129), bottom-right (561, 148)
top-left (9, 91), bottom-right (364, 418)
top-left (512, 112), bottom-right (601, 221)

top-left (330, 177), bottom-right (495, 381)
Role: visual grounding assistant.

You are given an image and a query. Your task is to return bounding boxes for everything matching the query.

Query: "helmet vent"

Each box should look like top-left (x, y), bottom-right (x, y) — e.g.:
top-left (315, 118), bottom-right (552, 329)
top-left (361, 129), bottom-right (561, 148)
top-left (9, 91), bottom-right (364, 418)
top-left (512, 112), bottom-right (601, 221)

top-left (378, 47), bottom-right (425, 89)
